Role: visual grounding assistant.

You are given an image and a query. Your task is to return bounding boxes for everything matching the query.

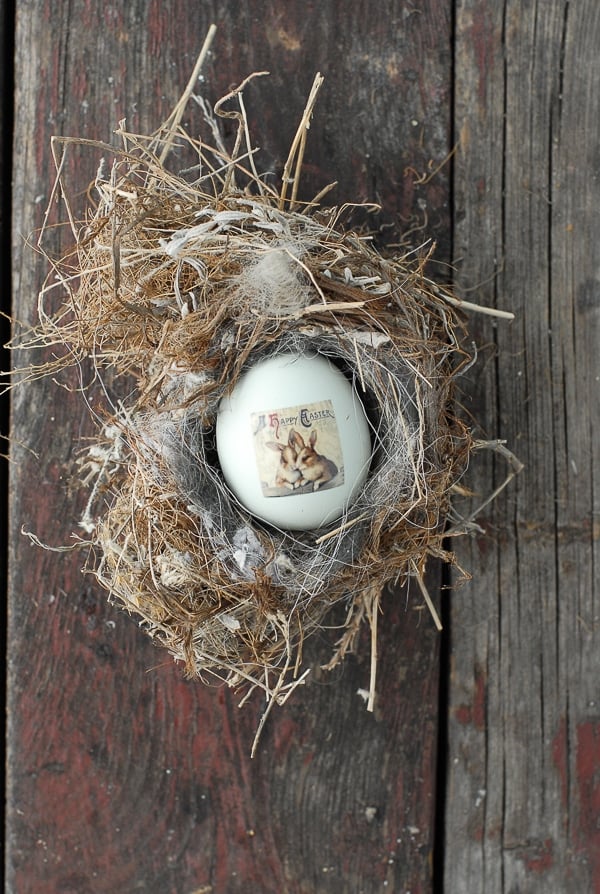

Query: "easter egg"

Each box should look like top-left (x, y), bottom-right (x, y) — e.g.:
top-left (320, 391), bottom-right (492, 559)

top-left (216, 352), bottom-right (372, 530)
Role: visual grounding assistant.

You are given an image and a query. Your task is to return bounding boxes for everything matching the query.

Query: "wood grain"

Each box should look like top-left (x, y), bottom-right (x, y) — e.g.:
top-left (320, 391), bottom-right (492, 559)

top-left (0, 0), bottom-right (12, 571)
top-left (447, 1), bottom-right (600, 891)
top-left (7, 3), bottom-right (451, 892)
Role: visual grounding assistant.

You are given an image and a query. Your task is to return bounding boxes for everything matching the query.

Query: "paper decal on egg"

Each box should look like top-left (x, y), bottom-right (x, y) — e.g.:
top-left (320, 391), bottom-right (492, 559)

top-left (216, 352), bottom-right (372, 531)
top-left (253, 401), bottom-right (344, 497)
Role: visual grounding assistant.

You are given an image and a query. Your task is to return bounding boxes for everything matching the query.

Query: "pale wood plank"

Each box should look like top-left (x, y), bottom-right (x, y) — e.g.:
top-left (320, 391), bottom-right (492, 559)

top-left (447, 1), bottom-right (600, 890)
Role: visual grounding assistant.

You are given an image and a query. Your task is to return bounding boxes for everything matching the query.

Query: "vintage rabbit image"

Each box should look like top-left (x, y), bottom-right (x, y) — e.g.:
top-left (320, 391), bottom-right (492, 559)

top-left (252, 400), bottom-right (345, 497)
top-left (294, 430), bottom-right (339, 491)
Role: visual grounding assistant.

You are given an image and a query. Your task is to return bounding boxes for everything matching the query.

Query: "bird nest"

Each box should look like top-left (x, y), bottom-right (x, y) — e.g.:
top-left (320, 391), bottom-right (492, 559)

top-left (23, 36), bottom-right (519, 727)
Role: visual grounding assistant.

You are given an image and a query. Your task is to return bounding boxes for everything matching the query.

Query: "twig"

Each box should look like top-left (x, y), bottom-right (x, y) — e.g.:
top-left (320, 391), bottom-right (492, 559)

top-left (22, 528), bottom-right (89, 551)
top-left (279, 72), bottom-right (324, 211)
top-left (436, 289), bottom-right (515, 320)
top-left (251, 662), bottom-right (290, 759)
top-left (412, 563), bottom-right (443, 631)
top-left (314, 512), bottom-right (369, 544)
top-left (214, 70), bottom-right (270, 193)
top-left (156, 24), bottom-right (218, 164)
top-left (445, 440), bottom-right (524, 535)
top-left (366, 588), bottom-right (380, 712)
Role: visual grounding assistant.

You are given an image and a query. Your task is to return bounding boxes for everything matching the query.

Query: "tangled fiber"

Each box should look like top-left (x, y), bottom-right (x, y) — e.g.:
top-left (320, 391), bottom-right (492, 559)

top-left (23, 32), bottom-right (519, 727)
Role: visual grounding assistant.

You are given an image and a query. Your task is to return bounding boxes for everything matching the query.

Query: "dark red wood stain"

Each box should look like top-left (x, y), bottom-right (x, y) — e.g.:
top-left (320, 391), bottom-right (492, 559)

top-left (518, 838), bottom-right (555, 874)
top-left (469, 3), bottom-right (495, 103)
top-left (576, 721), bottom-right (600, 891)
top-left (454, 665), bottom-right (486, 730)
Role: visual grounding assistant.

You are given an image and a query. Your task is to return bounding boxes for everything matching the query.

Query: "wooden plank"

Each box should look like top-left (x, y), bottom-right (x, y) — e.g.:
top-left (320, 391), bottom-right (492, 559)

top-left (447, 1), bottom-right (600, 890)
top-left (0, 0), bottom-right (12, 506)
top-left (7, 3), bottom-right (452, 892)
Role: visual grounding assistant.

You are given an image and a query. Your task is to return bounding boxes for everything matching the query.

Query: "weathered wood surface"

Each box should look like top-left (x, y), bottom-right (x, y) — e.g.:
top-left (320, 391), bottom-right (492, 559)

top-left (0, 0), bottom-right (12, 568)
top-left (9, 2), bottom-right (600, 892)
top-left (446, 1), bottom-right (600, 892)
top-left (7, 3), bottom-right (451, 893)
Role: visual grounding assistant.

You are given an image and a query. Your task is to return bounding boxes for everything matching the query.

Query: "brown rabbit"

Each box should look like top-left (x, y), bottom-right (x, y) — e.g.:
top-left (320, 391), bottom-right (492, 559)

top-left (266, 432), bottom-right (302, 490)
top-left (293, 429), bottom-right (338, 491)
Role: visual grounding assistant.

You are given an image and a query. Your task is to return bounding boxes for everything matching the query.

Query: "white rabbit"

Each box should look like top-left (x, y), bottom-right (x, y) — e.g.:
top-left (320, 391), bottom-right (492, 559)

top-left (266, 432), bottom-right (302, 489)
top-left (293, 429), bottom-right (338, 491)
